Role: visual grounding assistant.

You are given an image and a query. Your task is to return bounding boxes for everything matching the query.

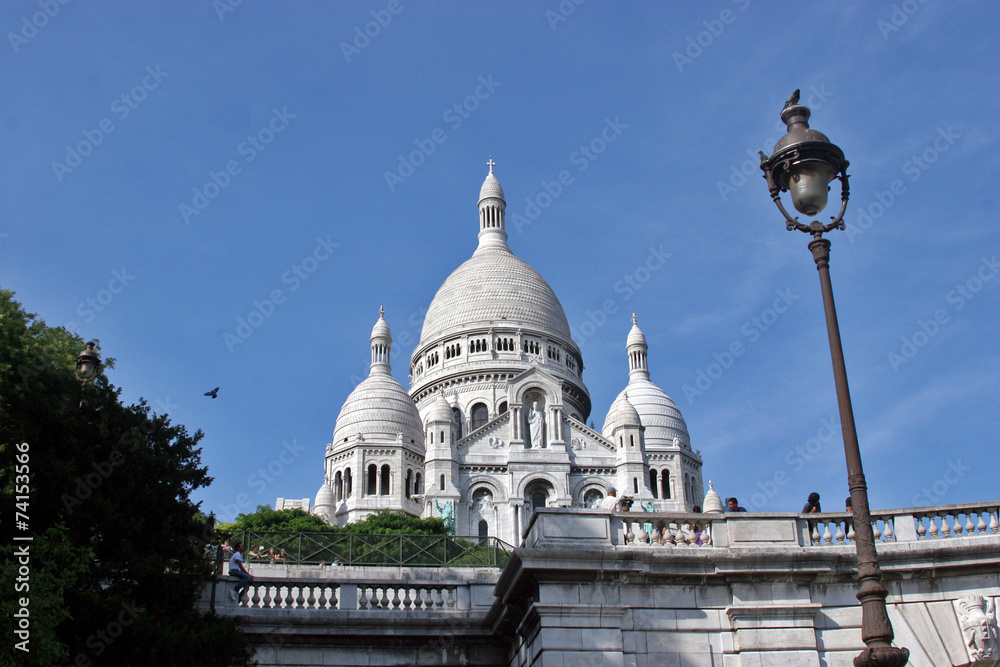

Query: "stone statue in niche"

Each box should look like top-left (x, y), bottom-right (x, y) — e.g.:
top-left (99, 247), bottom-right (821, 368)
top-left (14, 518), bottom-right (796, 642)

top-left (527, 401), bottom-right (544, 449)
top-left (956, 595), bottom-right (998, 663)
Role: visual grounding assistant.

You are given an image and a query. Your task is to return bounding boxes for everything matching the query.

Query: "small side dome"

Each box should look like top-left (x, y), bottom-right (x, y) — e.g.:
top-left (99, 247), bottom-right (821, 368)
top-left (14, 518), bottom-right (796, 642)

top-left (314, 483), bottom-right (334, 509)
top-left (313, 484), bottom-right (335, 524)
top-left (426, 392), bottom-right (454, 424)
top-left (605, 392), bottom-right (641, 432)
top-left (702, 481), bottom-right (724, 514)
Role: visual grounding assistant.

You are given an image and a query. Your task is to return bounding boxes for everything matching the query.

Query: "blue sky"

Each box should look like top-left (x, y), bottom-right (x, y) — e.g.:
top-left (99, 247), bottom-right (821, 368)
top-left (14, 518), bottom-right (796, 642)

top-left (3, 1), bottom-right (997, 522)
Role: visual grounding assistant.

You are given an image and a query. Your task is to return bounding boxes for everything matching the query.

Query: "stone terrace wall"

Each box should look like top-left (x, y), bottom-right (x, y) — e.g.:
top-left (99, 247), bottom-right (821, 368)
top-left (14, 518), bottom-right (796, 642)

top-left (208, 505), bottom-right (1000, 666)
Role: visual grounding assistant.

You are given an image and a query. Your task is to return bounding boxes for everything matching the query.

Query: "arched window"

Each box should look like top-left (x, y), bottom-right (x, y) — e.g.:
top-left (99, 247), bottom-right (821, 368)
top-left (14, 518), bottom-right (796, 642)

top-left (380, 464), bottom-right (390, 495)
top-left (470, 403), bottom-right (488, 431)
top-left (366, 464), bottom-right (377, 495)
top-left (414, 473), bottom-right (422, 495)
top-left (661, 470), bottom-right (670, 499)
top-left (633, 477), bottom-right (639, 494)
top-left (630, 435), bottom-right (634, 447)
top-left (345, 468), bottom-right (352, 496)
top-left (335, 471), bottom-right (343, 501)
top-left (452, 408), bottom-right (462, 439)
top-left (439, 474), bottom-right (445, 491)
top-left (405, 469), bottom-right (412, 499)
top-left (649, 470), bottom-right (658, 499)
top-left (478, 520), bottom-right (489, 541)
top-left (498, 401), bottom-right (507, 415)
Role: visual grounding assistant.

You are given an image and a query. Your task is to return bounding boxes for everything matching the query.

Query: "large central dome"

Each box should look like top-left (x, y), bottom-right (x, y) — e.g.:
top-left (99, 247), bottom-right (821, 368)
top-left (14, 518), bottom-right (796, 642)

top-left (418, 248), bottom-right (573, 346)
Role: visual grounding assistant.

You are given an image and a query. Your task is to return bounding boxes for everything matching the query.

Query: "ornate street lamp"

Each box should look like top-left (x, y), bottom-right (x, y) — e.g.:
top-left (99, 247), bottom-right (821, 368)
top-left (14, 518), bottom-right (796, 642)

top-left (75, 342), bottom-right (102, 383)
top-left (74, 342), bottom-right (102, 405)
top-left (759, 91), bottom-right (909, 667)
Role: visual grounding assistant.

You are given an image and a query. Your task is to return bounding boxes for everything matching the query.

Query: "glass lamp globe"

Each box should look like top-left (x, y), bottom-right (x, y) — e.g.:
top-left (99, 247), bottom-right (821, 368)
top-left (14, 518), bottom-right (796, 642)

top-left (788, 160), bottom-right (836, 216)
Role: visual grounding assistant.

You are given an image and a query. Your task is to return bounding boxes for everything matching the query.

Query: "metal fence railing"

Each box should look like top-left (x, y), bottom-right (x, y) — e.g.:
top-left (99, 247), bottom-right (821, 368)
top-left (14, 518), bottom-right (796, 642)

top-left (213, 531), bottom-right (512, 571)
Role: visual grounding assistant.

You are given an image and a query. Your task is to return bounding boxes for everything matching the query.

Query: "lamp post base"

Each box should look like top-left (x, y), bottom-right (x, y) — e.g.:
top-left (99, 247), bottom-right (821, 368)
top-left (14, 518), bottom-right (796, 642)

top-left (854, 646), bottom-right (910, 666)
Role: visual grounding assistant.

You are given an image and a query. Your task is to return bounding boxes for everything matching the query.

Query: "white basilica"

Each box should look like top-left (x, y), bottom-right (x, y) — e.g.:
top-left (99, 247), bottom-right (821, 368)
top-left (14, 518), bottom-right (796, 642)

top-left (298, 164), bottom-right (704, 545)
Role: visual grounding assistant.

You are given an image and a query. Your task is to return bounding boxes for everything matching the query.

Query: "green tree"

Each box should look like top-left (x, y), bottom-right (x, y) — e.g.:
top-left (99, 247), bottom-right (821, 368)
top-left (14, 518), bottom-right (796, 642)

top-left (343, 510), bottom-right (448, 536)
top-left (218, 505), bottom-right (336, 533)
top-left (0, 290), bottom-right (253, 666)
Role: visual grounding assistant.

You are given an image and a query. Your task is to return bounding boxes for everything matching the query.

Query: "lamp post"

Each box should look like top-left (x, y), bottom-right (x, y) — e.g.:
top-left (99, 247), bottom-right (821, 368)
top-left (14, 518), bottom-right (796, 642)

top-left (759, 91), bottom-right (909, 667)
top-left (74, 341), bottom-right (102, 406)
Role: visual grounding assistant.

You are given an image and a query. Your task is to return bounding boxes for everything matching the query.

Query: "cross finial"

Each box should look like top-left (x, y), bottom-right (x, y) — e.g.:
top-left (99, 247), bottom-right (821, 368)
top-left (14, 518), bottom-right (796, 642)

top-left (486, 157), bottom-right (496, 173)
top-left (379, 305), bottom-right (385, 317)
top-left (632, 313), bottom-right (637, 325)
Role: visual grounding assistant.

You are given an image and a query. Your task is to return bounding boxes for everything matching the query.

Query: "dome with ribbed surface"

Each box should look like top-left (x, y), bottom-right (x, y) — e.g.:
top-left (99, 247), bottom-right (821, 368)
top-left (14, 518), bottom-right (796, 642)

top-left (605, 392), bottom-right (642, 432)
top-left (426, 392), bottom-right (455, 423)
top-left (418, 248), bottom-right (574, 346)
top-left (314, 483), bottom-right (334, 509)
top-left (333, 373), bottom-right (423, 448)
top-left (626, 318), bottom-right (647, 348)
top-left (603, 378), bottom-right (689, 448)
top-left (479, 171), bottom-right (504, 202)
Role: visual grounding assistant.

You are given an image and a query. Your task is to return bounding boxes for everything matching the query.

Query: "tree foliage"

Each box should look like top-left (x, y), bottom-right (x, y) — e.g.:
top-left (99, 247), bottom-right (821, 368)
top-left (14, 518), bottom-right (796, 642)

top-left (218, 505), bottom-right (337, 533)
top-left (218, 506), bottom-right (448, 536)
top-left (0, 290), bottom-right (253, 666)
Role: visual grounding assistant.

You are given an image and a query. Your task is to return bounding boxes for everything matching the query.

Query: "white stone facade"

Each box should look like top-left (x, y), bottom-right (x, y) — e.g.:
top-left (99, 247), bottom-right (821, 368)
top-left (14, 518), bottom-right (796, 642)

top-left (299, 165), bottom-right (703, 542)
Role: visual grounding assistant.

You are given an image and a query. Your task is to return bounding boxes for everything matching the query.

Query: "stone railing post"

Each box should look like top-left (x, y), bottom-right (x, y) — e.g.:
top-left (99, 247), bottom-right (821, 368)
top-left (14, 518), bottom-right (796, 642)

top-left (892, 513), bottom-right (917, 541)
top-left (339, 583), bottom-right (357, 610)
top-left (457, 584), bottom-right (471, 611)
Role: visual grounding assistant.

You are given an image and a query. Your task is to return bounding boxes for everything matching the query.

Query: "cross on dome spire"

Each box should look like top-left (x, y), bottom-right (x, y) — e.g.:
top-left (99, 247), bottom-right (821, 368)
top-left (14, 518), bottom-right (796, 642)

top-left (487, 157), bottom-right (496, 173)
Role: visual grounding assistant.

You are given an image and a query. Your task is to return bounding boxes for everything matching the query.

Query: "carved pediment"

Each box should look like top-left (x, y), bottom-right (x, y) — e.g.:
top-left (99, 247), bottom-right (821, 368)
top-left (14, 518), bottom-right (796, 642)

top-left (564, 414), bottom-right (616, 453)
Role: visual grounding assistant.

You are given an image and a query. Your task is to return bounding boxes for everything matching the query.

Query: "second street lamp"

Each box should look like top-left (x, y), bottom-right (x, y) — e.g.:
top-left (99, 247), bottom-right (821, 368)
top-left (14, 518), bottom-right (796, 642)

top-left (759, 90), bottom-right (910, 667)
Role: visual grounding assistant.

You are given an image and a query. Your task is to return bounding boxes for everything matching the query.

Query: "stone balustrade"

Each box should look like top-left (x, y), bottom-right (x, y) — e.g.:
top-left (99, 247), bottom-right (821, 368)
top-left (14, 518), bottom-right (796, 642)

top-left (211, 576), bottom-right (473, 612)
top-left (522, 502), bottom-right (1000, 549)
